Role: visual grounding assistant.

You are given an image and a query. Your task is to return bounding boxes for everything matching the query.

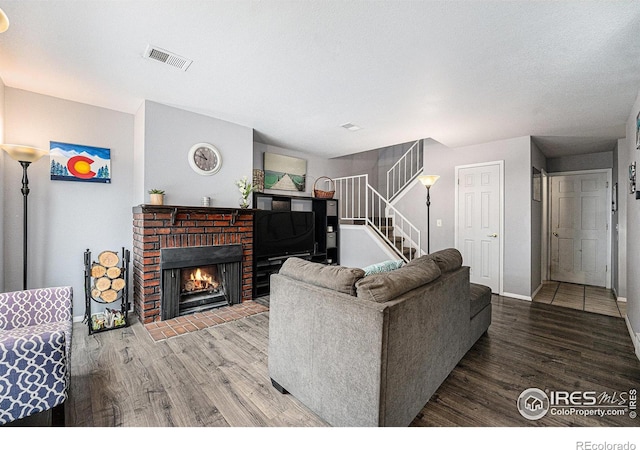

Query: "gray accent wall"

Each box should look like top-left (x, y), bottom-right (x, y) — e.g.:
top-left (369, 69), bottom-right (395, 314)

top-left (547, 151), bottom-right (613, 173)
top-left (141, 101), bottom-right (253, 208)
top-left (3, 88), bottom-right (135, 317)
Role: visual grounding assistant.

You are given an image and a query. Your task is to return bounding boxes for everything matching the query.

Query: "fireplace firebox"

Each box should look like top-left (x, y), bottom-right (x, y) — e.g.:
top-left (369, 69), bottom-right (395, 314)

top-left (160, 244), bottom-right (242, 320)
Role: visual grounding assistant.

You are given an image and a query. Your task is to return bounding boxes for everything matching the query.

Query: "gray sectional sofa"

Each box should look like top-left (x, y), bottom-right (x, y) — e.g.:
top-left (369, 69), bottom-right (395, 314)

top-left (268, 248), bottom-right (492, 427)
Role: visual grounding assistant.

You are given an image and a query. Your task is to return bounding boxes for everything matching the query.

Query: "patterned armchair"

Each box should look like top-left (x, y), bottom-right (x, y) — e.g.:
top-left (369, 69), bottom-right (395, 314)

top-left (0, 286), bottom-right (73, 426)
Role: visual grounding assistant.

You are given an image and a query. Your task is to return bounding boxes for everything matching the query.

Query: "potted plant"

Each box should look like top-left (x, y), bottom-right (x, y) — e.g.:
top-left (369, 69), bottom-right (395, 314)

top-left (148, 189), bottom-right (165, 205)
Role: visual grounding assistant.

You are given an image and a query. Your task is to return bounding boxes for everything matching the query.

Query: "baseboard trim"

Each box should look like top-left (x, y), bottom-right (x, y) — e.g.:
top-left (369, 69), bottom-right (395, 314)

top-left (502, 292), bottom-right (532, 301)
top-left (624, 315), bottom-right (640, 362)
top-left (531, 284), bottom-right (543, 300)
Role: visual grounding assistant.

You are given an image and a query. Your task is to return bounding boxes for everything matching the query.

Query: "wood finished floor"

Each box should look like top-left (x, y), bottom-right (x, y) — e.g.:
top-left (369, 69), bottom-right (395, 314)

top-left (6, 295), bottom-right (640, 427)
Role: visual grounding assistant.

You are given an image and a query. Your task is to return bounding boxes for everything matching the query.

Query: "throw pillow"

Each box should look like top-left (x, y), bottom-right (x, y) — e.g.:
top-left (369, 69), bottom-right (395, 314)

top-left (362, 259), bottom-right (404, 276)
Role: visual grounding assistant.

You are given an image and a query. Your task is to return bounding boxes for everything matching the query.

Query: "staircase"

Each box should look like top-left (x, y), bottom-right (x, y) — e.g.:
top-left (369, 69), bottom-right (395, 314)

top-left (333, 139), bottom-right (425, 262)
top-left (334, 174), bottom-right (421, 262)
top-left (380, 220), bottom-right (418, 260)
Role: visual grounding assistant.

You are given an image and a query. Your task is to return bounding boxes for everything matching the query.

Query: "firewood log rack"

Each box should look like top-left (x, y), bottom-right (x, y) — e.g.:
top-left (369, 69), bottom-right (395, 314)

top-left (83, 247), bottom-right (130, 335)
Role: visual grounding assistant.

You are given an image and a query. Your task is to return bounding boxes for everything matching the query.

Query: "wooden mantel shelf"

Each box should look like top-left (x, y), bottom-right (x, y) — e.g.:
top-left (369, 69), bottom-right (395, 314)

top-left (133, 204), bottom-right (256, 213)
top-left (133, 204), bottom-right (255, 225)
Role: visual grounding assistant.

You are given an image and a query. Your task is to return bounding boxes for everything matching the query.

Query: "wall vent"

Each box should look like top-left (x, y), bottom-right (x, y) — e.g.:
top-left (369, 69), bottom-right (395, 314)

top-left (143, 45), bottom-right (192, 71)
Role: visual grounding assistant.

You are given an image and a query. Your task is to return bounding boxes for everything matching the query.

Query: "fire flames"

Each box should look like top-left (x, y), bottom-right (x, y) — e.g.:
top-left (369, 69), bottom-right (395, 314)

top-left (183, 267), bottom-right (220, 293)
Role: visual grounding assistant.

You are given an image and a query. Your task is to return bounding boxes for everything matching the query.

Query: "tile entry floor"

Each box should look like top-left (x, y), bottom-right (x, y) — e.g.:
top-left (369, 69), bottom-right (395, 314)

top-left (532, 281), bottom-right (626, 318)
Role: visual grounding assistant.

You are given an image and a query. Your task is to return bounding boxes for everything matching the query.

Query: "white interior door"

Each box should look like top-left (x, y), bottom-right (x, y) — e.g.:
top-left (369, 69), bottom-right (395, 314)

top-left (456, 163), bottom-right (502, 293)
top-left (550, 172), bottom-right (608, 287)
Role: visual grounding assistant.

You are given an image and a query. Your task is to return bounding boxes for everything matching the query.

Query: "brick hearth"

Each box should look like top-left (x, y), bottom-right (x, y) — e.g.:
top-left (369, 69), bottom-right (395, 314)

top-left (132, 205), bottom-right (254, 324)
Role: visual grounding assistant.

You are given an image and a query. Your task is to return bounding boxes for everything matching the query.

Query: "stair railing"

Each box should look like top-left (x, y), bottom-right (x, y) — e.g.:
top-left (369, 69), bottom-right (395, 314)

top-left (386, 139), bottom-right (423, 202)
top-left (334, 174), bottom-right (421, 262)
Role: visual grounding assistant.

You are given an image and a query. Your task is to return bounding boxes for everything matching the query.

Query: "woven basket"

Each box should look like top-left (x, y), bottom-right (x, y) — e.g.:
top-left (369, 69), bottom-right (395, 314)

top-left (313, 176), bottom-right (335, 199)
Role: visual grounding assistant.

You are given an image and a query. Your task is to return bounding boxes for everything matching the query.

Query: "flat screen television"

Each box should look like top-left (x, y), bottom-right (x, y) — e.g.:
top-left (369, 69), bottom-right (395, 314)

top-left (255, 210), bottom-right (315, 258)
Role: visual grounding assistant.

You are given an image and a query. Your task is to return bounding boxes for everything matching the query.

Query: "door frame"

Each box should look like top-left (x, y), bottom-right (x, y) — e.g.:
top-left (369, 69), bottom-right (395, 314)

top-left (454, 160), bottom-right (505, 295)
top-left (547, 168), bottom-right (612, 289)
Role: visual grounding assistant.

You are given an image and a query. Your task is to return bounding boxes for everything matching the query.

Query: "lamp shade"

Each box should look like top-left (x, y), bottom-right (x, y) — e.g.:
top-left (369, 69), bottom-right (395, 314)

top-left (1, 145), bottom-right (48, 163)
top-left (418, 175), bottom-right (440, 188)
top-left (0, 7), bottom-right (9, 33)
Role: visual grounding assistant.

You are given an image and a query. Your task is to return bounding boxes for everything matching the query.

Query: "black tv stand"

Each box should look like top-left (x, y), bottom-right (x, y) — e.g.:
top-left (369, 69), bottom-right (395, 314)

top-left (253, 192), bottom-right (339, 298)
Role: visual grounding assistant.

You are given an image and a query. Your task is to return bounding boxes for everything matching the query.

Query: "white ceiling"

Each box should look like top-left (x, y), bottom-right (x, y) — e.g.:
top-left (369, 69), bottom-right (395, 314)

top-left (1, 1), bottom-right (639, 158)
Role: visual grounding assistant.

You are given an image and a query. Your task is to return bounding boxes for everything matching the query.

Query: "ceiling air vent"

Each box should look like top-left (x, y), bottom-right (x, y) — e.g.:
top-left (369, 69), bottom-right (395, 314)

top-left (143, 45), bottom-right (192, 71)
top-left (340, 122), bottom-right (361, 132)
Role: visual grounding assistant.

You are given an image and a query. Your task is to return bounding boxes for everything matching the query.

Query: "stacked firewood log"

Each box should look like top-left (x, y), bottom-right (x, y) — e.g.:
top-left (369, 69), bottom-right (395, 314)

top-left (90, 250), bottom-right (126, 303)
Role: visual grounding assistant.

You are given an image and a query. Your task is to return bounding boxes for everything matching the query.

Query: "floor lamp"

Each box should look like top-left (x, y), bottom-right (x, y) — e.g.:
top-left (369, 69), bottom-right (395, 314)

top-left (1, 145), bottom-right (49, 290)
top-left (418, 175), bottom-right (440, 254)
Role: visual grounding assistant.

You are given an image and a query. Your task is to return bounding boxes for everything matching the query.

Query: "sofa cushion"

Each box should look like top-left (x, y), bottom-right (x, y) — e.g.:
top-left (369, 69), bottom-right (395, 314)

top-left (428, 248), bottom-right (464, 272)
top-left (355, 257), bottom-right (441, 303)
top-left (279, 257), bottom-right (365, 296)
top-left (470, 283), bottom-right (492, 318)
top-left (362, 259), bottom-right (404, 276)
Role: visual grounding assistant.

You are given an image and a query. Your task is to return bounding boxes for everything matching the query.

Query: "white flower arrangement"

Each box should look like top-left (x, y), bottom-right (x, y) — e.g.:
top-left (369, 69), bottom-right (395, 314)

top-left (236, 176), bottom-right (254, 208)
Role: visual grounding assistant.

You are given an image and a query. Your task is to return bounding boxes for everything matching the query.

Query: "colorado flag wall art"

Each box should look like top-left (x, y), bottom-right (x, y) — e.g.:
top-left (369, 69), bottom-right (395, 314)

top-left (50, 141), bottom-right (111, 183)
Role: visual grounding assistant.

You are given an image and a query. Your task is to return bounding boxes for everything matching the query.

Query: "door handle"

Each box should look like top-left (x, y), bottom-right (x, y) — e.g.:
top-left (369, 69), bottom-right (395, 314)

top-left (487, 233), bottom-right (498, 238)
top-left (553, 232), bottom-right (559, 237)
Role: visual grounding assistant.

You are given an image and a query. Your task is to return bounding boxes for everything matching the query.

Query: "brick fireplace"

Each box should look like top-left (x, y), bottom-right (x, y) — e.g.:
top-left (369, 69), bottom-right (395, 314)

top-left (132, 205), bottom-right (253, 324)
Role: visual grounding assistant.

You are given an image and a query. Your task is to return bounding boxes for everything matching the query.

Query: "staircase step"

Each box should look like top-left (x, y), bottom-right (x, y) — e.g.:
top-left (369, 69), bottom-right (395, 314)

top-left (400, 246), bottom-right (417, 258)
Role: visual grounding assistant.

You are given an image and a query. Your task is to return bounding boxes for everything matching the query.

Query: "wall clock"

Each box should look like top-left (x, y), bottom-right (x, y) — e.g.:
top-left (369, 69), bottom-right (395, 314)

top-left (188, 142), bottom-right (222, 176)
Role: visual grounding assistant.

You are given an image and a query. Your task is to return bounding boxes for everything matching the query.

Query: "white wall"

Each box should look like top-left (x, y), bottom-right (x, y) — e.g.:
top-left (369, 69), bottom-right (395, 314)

top-left (3, 88), bottom-right (135, 318)
top-left (339, 225), bottom-right (398, 269)
top-left (142, 101), bottom-right (253, 208)
top-left (623, 92), bottom-right (640, 351)
top-left (531, 141), bottom-right (547, 293)
top-left (133, 102), bottom-right (145, 206)
top-left (547, 151), bottom-right (613, 173)
top-left (617, 139), bottom-right (628, 299)
top-left (0, 76), bottom-right (5, 291)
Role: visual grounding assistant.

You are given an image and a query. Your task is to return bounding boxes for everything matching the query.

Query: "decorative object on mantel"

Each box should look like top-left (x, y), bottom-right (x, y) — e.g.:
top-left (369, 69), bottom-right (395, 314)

top-left (236, 176), bottom-right (254, 208)
top-left (1, 144), bottom-right (49, 290)
top-left (313, 176), bottom-right (335, 199)
top-left (50, 141), bottom-right (111, 183)
top-left (149, 188), bottom-right (165, 205)
top-left (84, 247), bottom-right (130, 335)
top-left (264, 152), bottom-right (306, 192)
top-left (201, 196), bottom-right (211, 207)
top-left (253, 169), bottom-right (264, 193)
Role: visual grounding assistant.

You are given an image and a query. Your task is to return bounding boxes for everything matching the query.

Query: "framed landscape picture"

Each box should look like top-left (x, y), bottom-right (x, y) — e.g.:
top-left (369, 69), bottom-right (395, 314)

top-left (50, 141), bottom-right (111, 183)
top-left (263, 153), bottom-right (306, 192)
